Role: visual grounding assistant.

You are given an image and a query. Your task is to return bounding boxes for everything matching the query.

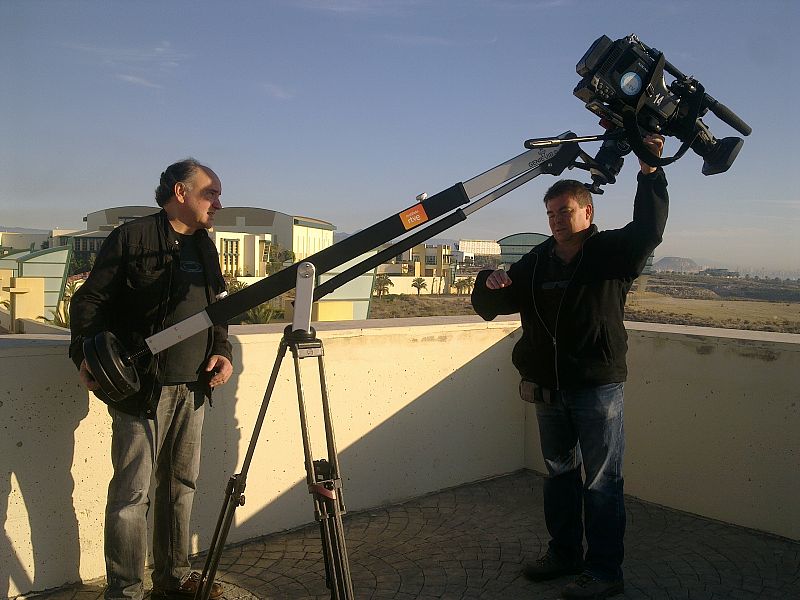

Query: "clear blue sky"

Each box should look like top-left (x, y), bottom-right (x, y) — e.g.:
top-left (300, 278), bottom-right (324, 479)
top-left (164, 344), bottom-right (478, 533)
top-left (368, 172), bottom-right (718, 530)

top-left (1, 0), bottom-right (798, 271)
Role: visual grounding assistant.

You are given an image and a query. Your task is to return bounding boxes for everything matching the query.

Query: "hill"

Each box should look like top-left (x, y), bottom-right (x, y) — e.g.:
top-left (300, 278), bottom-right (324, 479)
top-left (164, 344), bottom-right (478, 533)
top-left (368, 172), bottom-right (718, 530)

top-left (0, 225), bottom-right (49, 233)
top-left (368, 272), bottom-right (800, 333)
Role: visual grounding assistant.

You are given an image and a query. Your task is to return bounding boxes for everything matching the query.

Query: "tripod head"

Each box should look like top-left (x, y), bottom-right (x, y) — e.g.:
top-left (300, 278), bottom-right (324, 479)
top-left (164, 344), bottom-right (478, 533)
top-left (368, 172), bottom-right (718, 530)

top-left (524, 129), bottom-right (631, 195)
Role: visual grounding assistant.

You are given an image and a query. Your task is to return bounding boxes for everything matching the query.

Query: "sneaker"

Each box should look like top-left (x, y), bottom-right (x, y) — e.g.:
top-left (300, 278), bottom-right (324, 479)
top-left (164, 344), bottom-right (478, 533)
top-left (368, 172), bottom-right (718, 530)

top-left (522, 550), bottom-right (584, 582)
top-left (561, 571), bottom-right (624, 599)
top-left (151, 571), bottom-right (224, 599)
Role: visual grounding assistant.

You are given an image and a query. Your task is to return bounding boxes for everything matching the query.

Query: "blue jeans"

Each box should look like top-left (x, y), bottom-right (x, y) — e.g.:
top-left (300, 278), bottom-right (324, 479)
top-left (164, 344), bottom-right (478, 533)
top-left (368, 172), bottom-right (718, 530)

top-left (533, 382), bottom-right (625, 581)
top-left (104, 385), bottom-right (205, 600)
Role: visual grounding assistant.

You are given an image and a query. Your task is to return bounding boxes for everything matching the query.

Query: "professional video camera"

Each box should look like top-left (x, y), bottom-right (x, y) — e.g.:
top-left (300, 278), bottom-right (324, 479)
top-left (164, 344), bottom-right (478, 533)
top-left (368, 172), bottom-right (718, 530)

top-left (572, 34), bottom-right (751, 191)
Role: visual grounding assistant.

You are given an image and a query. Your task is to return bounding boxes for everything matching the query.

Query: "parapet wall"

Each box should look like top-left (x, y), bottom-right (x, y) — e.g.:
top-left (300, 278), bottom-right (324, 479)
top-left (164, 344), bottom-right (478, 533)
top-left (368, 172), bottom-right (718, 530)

top-left (523, 322), bottom-right (800, 540)
top-left (1, 318), bottom-right (798, 597)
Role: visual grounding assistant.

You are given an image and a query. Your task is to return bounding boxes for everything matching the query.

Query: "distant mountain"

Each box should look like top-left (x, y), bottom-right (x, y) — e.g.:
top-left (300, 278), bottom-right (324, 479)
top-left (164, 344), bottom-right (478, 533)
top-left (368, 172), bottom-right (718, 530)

top-left (653, 257), bottom-right (701, 273)
top-left (333, 231), bottom-right (353, 243)
top-left (0, 225), bottom-right (49, 233)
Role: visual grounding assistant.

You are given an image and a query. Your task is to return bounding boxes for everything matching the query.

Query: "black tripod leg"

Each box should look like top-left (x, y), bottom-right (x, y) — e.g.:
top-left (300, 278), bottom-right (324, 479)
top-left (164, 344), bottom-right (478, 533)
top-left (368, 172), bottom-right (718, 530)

top-left (317, 354), bottom-right (354, 598)
top-left (316, 492), bottom-right (353, 599)
top-left (194, 475), bottom-right (245, 600)
top-left (290, 343), bottom-right (354, 600)
top-left (193, 342), bottom-right (289, 600)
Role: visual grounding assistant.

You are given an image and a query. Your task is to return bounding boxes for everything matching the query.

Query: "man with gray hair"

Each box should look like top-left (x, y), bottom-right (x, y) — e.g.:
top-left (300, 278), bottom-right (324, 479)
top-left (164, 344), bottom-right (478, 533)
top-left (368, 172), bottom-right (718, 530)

top-left (70, 159), bottom-right (233, 600)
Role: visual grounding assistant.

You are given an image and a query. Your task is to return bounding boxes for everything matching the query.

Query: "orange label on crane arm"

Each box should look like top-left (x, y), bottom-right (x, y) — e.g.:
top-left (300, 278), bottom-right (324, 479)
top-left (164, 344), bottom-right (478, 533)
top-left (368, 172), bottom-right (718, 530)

top-left (399, 205), bottom-right (429, 230)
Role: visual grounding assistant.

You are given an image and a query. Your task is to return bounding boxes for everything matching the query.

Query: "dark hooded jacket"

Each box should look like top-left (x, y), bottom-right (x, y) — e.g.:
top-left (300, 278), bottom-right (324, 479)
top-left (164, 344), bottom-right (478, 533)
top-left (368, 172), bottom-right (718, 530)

top-left (471, 169), bottom-right (668, 389)
top-left (69, 210), bottom-right (232, 418)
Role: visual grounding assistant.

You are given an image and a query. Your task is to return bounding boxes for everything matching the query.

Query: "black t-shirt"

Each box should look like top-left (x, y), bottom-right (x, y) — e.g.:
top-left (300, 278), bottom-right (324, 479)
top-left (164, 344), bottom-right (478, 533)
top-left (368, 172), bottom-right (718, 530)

top-left (161, 233), bottom-right (211, 384)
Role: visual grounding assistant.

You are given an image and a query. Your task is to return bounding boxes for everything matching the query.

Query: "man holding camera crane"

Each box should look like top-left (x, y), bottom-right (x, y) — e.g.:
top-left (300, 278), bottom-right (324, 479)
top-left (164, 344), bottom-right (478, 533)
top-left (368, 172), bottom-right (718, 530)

top-left (471, 134), bottom-right (667, 599)
top-left (69, 159), bottom-right (233, 600)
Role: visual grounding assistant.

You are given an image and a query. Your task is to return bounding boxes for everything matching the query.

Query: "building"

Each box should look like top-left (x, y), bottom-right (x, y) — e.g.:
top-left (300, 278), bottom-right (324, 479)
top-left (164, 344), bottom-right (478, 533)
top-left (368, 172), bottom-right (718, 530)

top-left (54, 206), bottom-right (335, 278)
top-left (456, 239), bottom-right (500, 256)
top-left (0, 245), bottom-right (72, 323)
top-left (497, 232), bottom-right (549, 266)
top-left (451, 250), bottom-right (474, 265)
top-left (700, 268), bottom-right (740, 278)
top-left (210, 209), bottom-right (335, 263)
top-left (403, 243), bottom-right (453, 278)
top-left (0, 229), bottom-right (71, 255)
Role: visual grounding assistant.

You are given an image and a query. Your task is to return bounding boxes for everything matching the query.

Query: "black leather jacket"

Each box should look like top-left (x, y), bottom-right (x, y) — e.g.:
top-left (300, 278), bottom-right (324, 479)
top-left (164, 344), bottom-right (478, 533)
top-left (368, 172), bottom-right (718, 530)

top-left (69, 210), bottom-right (232, 417)
top-left (471, 169), bottom-right (668, 389)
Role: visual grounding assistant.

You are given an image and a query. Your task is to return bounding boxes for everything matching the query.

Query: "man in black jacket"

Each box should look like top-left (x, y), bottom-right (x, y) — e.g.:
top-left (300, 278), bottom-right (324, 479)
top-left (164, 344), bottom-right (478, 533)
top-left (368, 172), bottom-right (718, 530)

top-left (471, 135), bottom-right (667, 599)
top-left (70, 159), bottom-right (233, 600)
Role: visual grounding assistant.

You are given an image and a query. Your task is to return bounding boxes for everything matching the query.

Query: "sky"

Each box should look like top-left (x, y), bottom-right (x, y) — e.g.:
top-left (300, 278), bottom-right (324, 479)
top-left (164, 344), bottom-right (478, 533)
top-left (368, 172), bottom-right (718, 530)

top-left (1, 0), bottom-right (798, 271)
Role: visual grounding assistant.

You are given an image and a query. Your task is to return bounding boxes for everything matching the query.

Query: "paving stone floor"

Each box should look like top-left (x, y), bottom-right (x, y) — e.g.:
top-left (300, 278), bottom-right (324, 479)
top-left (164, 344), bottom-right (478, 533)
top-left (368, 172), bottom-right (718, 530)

top-left (20, 470), bottom-right (799, 600)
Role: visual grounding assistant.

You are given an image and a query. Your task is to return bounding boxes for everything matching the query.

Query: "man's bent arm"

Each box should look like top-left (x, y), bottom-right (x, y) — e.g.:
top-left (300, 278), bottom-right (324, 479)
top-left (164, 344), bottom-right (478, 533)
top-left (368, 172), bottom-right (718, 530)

top-left (471, 269), bottom-right (519, 321)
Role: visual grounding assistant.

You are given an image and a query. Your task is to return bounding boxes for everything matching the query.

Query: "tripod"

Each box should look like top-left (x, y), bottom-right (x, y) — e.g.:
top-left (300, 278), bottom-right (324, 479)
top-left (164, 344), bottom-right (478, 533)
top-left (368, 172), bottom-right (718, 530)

top-left (194, 263), bottom-right (354, 600)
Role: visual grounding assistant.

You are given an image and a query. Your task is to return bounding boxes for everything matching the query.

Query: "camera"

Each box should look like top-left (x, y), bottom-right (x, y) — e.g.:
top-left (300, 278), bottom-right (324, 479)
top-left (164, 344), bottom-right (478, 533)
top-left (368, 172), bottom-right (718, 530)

top-left (573, 34), bottom-right (750, 184)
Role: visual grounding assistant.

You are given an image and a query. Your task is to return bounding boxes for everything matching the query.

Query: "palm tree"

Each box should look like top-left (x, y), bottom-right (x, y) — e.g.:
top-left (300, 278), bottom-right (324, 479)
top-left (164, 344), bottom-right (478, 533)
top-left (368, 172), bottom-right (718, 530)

top-left (241, 303), bottom-right (279, 324)
top-left (224, 277), bottom-right (252, 324)
top-left (373, 274), bottom-right (394, 297)
top-left (225, 277), bottom-right (248, 294)
top-left (464, 276), bottom-right (476, 295)
top-left (412, 277), bottom-right (427, 295)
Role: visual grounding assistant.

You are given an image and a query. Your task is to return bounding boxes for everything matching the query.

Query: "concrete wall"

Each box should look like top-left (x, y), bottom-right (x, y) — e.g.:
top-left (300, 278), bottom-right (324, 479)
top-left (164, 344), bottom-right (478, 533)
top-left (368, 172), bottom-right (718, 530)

top-left (624, 324), bottom-right (799, 539)
top-left (0, 317), bottom-right (523, 597)
top-left (523, 322), bottom-right (800, 542)
top-left (1, 318), bottom-right (798, 597)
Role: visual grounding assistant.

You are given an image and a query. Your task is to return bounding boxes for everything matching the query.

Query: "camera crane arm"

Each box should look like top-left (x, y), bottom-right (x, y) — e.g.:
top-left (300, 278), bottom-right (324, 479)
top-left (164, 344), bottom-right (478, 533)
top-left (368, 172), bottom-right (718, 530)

top-left (142, 132), bottom-right (581, 356)
top-left (85, 132), bottom-right (595, 403)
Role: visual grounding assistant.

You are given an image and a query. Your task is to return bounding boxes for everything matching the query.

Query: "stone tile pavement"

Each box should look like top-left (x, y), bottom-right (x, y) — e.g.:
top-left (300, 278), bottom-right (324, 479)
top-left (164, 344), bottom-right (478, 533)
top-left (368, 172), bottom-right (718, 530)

top-left (19, 470), bottom-right (799, 599)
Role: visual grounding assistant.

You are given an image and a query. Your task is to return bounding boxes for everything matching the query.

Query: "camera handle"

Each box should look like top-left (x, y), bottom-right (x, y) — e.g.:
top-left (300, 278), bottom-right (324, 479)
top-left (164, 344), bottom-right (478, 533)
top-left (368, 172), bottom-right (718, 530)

top-left (618, 51), bottom-right (699, 169)
top-left (621, 104), bottom-right (697, 169)
top-left (623, 50), bottom-right (750, 170)
top-left (653, 47), bottom-right (752, 137)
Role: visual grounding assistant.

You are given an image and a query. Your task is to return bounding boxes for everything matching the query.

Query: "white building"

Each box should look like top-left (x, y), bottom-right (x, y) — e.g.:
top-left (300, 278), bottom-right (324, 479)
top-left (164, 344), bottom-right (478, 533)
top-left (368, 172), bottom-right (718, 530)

top-left (457, 239), bottom-right (500, 255)
top-left (53, 206), bottom-right (335, 278)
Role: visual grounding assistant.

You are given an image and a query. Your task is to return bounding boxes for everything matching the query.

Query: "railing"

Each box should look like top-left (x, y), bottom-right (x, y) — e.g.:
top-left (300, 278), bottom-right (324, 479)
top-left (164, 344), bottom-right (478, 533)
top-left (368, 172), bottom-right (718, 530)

top-left (1, 317), bottom-right (798, 597)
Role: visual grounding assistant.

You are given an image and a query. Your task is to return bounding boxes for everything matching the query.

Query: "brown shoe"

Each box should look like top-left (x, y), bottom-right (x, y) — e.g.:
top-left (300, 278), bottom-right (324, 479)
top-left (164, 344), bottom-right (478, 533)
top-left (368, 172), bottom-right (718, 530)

top-left (151, 571), bottom-right (223, 599)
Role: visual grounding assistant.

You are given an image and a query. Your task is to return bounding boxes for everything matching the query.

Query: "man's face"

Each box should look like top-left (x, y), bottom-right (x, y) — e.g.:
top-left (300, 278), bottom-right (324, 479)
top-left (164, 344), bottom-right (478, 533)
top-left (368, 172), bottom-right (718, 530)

top-left (546, 193), bottom-right (592, 244)
top-left (174, 168), bottom-right (222, 232)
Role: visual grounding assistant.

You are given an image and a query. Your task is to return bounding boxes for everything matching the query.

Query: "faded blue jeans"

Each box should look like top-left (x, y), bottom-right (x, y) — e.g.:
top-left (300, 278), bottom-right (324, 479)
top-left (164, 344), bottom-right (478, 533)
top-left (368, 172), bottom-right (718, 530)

top-left (532, 382), bottom-right (625, 581)
top-left (104, 385), bottom-right (204, 600)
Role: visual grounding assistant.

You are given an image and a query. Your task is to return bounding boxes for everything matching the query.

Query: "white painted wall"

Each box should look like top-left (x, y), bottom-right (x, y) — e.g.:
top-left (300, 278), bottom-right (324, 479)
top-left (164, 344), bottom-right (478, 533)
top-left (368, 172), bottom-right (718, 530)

top-left (523, 322), bottom-right (800, 541)
top-left (0, 318), bottom-right (523, 597)
top-left (1, 319), bottom-right (798, 597)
